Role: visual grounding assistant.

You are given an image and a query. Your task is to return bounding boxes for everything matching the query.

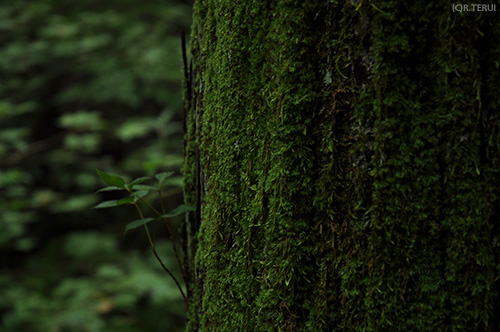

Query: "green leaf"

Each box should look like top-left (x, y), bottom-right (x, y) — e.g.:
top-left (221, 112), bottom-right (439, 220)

top-left (132, 190), bottom-right (149, 200)
top-left (161, 204), bottom-right (195, 218)
top-left (154, 171), bottom-right (174, 184)
top-left (93, 196), bottom-right (137, 209)
top-left (132, 184), bottom-right (157, 191)
top-left (124, 218), bottom-right (155, 235)
top-left (117, 196), bottom-right (135, 205)
top-left (130, 177), bottom-right (151, 186)
top-left (97, 186), bottom-right (124, 192)
top-left (96, 169), bottom-right (125, 188)
top-left (93, 200), bottom-right (121, 209)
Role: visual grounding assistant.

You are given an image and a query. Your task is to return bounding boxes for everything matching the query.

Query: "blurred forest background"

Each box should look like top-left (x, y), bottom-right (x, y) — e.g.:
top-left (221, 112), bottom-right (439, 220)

top-left (0, 0), bottom-right (192, 330)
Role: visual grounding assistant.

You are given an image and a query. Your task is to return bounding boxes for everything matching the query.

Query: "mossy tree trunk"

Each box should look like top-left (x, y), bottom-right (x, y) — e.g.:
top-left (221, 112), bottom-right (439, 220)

top-left (183, 1), bottom-right (500, 330)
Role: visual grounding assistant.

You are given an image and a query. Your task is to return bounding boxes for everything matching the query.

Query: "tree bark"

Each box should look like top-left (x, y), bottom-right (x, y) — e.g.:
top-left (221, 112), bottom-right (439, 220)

top-left (183, 1), bottom-right (500, 330)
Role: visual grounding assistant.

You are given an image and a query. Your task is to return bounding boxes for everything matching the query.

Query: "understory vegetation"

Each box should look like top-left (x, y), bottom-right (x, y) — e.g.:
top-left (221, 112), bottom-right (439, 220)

top-left (0, 0), bottom-right (192, 330)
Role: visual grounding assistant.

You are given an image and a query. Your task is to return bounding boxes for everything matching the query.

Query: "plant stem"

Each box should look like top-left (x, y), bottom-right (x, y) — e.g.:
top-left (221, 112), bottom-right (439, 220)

top-left (135, 204), bottom-right (155, 249)
top-left (139, 195), bottom-right (187, 288)
top-left (134, 203), bottom-right (187, 307)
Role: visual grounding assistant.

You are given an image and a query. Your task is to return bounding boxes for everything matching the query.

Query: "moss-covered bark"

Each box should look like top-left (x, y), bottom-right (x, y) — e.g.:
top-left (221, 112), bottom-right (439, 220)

top-left (183, 1), bottom-right (500, 330)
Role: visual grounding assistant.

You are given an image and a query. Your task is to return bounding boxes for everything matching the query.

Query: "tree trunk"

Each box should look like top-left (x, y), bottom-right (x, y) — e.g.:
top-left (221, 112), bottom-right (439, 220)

top-left (183, 1), bottom-right (500, 330)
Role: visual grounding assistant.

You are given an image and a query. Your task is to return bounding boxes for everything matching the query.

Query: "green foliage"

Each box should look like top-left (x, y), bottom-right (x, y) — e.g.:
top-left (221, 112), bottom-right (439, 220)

top-left (0, 0), bottom-right (192, 330)
top-left (94, 169), bottom-right (194, 308)
top-left (96, 170), bottom-right (126, 188)
top-left (0, 232), bottom-right (185, 332)
top-left (124, 218), bottom-right (156, 235)
top-left (94, 169), bottom-right (193, 236)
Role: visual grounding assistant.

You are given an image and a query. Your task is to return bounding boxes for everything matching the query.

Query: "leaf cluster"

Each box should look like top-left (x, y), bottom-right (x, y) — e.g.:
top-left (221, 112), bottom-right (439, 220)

top-left (94, 169), bottom-right (194, 309)
top-left (94, 169), bottom-right (194, 235)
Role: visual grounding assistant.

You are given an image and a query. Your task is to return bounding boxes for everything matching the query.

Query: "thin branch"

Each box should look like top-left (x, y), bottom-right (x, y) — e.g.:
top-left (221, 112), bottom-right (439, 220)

top-left (134, 203), bottom-right (187, 308)
top-left (139, 196), bottom-right (187, 286)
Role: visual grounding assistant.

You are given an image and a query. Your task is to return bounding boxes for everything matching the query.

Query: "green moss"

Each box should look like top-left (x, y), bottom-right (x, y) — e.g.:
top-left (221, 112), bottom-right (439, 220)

top-left (184, 0), bottom-right (500, 330)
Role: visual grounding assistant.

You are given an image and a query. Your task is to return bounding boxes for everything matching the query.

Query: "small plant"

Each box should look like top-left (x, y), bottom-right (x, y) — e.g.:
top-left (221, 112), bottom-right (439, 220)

top-left (93, 169), bottom-right (193, 311)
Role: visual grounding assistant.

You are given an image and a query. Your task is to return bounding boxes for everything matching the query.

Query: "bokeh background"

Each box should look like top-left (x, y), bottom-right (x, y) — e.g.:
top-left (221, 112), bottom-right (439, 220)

top-left (0, 0), bottom-right (192, 330)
